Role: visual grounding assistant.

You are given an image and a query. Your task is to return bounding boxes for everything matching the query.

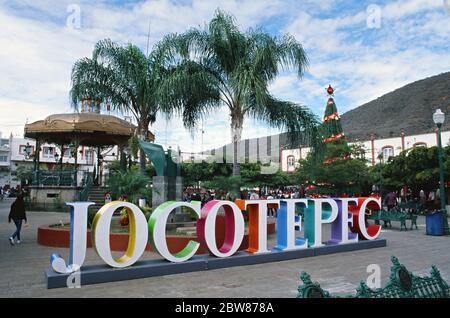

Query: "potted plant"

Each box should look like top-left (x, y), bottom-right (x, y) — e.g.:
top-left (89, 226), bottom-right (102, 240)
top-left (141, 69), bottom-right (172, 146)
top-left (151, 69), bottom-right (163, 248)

top-left (119, 208), bottom-right (129, 226)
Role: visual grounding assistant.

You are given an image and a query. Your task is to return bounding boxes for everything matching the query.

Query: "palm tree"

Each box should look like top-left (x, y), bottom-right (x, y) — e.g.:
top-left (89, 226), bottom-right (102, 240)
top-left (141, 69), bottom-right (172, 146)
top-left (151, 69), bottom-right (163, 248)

top-left (157, 10), bottom-right (320, 176)
top-left (70, 39), bottom-right (170, 173)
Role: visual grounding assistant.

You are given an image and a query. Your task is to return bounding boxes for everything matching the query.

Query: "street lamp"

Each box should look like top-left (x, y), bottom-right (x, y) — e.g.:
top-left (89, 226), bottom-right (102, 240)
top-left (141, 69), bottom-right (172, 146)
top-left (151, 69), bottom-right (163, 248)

top-left (433, 109), bottom-right (449, 235)
top-left (24, 143), bottom-right (33, 160)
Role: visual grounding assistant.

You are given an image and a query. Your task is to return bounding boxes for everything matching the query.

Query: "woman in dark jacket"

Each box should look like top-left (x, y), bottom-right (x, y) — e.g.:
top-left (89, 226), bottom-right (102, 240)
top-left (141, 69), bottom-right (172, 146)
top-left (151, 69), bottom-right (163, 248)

top-left (8, 194), bottom-right (27, 245)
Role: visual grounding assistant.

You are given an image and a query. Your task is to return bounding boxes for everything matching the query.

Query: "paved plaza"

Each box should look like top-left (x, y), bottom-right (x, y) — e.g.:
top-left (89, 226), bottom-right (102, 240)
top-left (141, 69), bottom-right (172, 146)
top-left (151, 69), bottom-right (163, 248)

top-left (1, 198), bottom-right (449, 298)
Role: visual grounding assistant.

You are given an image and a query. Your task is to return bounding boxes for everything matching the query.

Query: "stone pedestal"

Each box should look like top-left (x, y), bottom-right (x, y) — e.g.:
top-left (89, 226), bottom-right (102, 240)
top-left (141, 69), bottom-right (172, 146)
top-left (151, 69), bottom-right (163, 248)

top-left (152, 176), bottom-right (189, 222)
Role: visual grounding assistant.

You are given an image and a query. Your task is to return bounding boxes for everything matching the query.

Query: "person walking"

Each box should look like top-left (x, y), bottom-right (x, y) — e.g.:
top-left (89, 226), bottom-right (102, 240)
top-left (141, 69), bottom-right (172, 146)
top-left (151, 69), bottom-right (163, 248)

top-left (419, 189), bottom-right (426, 207)
top-left (249, 191), bottom-right (259, 200)
top-left (384, 191), bottom-right (397, 211)
top-left (435, 188), bottom-right (441, 210)
top-left (8, 193), bottom-right (27, 245)
top-left (428, 190), bottom-right (436, 210)
top-left (267, 193), bottom-right (275, 218)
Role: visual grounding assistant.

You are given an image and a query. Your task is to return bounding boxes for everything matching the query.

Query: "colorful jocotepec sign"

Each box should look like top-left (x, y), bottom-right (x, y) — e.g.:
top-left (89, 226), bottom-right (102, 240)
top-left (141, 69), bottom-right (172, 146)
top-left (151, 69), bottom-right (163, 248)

top-left (50, 197), bottom-right (382, 274)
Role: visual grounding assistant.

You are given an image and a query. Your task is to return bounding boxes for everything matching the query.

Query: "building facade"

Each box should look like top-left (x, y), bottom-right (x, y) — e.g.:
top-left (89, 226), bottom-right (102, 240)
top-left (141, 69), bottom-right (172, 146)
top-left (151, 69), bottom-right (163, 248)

top-left (281, 129), bottom-right (450, 172)
top-left (0, 133), bottom-right (120, 188)
top-left (0, 133), bottom-right (11, 186)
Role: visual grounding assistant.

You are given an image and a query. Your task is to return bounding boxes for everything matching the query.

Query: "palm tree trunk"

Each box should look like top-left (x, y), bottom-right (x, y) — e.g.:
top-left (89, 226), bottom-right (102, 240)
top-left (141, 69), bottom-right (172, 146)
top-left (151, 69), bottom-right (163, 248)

top-left (139, 148), bottom-right (146, 173)
top-left (231, 115), bottom-right (243, 176)
top-left (138, 120), bottom-right (150, 174)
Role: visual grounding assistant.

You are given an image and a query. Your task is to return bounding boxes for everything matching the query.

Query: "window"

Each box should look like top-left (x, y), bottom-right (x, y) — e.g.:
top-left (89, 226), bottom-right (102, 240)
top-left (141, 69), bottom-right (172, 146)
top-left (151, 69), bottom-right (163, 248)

top-left (382, 146), bottom-right (394, 163)
top-left (42, 147), bottom-right (55, 159)
top-left (63, 148), bottom-right (72, 158)
top-left (0, 139), bottom-right (9, 148)
top-left (413, 142), bottom-right (427, 148)
top-left (19, 144), bottom-right (34, 156)
top-left (0, 155), bottom-right (7, 162)
top-left (85, 149), bottom-right (94, 164)
top-left (287, 155), bottom-right (296, 170)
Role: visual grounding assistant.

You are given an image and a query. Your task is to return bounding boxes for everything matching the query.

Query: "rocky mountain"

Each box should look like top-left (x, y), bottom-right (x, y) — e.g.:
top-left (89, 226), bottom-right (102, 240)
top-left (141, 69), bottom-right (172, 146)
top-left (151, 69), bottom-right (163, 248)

top-left (341, 72), bottom-right (450, 141)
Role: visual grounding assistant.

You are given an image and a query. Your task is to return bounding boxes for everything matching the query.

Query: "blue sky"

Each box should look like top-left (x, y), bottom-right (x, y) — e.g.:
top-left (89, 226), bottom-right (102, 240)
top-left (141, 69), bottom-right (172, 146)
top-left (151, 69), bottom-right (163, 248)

top-left (0, 0), bottom-right (449, 152)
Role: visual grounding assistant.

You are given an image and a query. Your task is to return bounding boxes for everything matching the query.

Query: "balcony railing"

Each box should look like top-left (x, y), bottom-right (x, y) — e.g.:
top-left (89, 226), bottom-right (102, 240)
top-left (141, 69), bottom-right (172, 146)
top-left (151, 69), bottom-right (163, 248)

top-left (31, 170), bottom-right (104, 187)
top-left (33, 170), bottom-right (78, 186)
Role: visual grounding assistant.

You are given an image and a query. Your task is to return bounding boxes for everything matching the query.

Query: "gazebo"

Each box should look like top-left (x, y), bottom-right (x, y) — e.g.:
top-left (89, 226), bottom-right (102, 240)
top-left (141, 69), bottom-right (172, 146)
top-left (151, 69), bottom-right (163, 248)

top-left (24, 108), bottom-right (154, 205)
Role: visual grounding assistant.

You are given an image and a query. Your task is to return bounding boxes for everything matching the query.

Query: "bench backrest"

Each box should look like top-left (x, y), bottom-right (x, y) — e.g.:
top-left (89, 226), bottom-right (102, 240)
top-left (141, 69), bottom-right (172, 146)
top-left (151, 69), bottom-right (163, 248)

top-left (354, 257), bottom-right (449, 298)
top-left (397, 201), bottom-right (419, 214)
top-left (297, 256), bottom-right (450, 298)
top-left (381, 209), bottom-right (406, 220)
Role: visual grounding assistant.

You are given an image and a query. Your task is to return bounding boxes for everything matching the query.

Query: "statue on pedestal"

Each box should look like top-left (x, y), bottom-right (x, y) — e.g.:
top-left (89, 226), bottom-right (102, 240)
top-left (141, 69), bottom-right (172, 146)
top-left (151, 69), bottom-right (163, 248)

top-left (138, 140), bottom-right (187, 222)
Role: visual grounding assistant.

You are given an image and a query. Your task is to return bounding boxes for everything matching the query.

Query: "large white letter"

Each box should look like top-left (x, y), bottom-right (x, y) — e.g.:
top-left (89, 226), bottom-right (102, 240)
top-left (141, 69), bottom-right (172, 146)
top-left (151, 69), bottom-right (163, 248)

top-left (197, 200), bottom-right (245, 258)
top-left (275, 199), bottom-right (308, 251)
top-left (50, 202), bottom-right (94, 273)
top-left (92, 201), bottom-right (148, 268)
top-left (331, 198), bottom-right (359, 244)
top-left (149, 201), bottom-right (201, 262)
top-left (358, 197), bottom-right (382, 240)
top-left (305, 199), bottom-right (338, 248)
top-left (245, 200), bottom-right (280, 254)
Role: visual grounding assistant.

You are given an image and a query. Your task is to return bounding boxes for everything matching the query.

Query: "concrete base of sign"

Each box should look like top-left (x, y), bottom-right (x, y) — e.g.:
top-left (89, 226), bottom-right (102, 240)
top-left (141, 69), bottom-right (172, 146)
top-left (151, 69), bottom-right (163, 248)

top-left (45, 238), bottom-right (387, 289)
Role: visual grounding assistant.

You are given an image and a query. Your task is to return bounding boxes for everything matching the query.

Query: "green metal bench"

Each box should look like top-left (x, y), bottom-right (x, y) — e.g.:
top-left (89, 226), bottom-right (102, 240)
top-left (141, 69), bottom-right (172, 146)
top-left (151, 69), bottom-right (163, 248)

top-left (297, 256), bottom-right (450, 298)
top-left (397, 202), bottom-right (419, 230)
top-left (367, 208), bottom-right (408, 231)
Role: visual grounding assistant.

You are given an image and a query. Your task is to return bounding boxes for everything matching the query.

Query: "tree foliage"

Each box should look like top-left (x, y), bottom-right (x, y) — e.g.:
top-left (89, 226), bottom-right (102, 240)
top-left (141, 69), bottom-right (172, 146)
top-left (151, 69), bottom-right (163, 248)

top-left (297, 143), bottom-right (371, 195)
top-left (371, 146), bottom-right (450, 194)
top-left (70, 39), bottom-right (175, 173)
top-left (15, 165), bottom-right (34, 185)
top-left (181, 161), bottom-right (297, 190)
top-left (155, 10), bottom-right (321, 175)
top-left (106, 170), bottom-right (151, 203)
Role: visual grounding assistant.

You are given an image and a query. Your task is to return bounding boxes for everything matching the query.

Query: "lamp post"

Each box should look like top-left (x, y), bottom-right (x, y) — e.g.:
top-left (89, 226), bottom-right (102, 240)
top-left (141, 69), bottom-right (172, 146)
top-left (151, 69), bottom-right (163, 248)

top-left (433, 109), bottom-right (449, 235)
top-left (377, 151), bottom-right (383, 201)
top-left (24, 143), bottom-right (33, 160)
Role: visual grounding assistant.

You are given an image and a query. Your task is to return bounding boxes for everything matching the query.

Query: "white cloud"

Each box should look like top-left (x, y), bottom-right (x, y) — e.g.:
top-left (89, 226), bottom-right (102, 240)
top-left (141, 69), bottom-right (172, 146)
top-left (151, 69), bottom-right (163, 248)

top-left (283, 0), bottom-right (450, 111)
top-left (0, 0), bottom-right (449, 153)
top-left (0, 0), bottom-right (286, 148)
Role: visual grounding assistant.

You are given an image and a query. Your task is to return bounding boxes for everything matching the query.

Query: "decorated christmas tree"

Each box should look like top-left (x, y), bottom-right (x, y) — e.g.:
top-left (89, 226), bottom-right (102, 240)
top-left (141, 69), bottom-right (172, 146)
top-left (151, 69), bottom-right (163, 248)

top-left (321, 85), bottom-right (350, 165)
top-left (298, 84), bottom-right (369, 196)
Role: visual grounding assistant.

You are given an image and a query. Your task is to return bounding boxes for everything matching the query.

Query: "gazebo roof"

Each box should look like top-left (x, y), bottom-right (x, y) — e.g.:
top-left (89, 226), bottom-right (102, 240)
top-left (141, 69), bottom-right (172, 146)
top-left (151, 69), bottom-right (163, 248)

top-left (24, 113), bottom-right (154, 146)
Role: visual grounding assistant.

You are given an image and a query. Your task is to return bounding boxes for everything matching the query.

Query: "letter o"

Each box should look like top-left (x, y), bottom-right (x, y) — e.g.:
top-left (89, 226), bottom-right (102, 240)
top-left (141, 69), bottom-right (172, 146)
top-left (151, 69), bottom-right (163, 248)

top-left (92, 201), bottom-right (148, 267)
top-left (149, 201), bottom-right (201, 262)
top-left (197, 200), bottom-right (245, 257)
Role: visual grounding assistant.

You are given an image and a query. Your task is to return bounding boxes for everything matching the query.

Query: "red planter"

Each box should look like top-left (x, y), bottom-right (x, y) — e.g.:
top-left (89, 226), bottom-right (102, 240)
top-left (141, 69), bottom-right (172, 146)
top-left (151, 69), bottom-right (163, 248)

top-left (38, 216), bottom-right (276, 255)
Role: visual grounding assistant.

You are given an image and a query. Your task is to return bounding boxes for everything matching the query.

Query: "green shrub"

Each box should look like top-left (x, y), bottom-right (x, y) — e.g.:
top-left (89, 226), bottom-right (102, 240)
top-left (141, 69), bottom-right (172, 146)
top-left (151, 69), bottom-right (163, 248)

top-left (107, 170), bottom-right (151, 204)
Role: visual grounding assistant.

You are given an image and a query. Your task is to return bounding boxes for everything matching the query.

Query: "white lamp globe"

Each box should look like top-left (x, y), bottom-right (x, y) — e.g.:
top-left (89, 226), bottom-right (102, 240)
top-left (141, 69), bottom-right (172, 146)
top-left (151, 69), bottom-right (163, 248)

top-left (433, 109), bottom-right (445, 125)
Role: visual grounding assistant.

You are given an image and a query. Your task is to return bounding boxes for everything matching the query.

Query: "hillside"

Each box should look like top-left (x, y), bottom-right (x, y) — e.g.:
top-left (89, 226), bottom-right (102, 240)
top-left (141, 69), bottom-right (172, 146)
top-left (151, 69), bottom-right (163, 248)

top-left (341, 72), bottom-right (450, 141)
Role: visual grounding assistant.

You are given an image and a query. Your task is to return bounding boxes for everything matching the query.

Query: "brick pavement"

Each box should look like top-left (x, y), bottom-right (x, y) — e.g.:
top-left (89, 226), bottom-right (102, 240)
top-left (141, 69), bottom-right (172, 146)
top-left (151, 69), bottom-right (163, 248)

top-left (1, 198), bottom-right (449, 298)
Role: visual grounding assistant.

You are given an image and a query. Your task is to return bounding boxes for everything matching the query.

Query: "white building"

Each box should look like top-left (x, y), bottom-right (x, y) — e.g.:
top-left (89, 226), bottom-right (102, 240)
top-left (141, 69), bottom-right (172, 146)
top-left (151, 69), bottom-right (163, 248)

top-left (0, 133), bottom-right (120, 188)
top-left (281, 129), bottom-right (450, 173)
top-left (0, 133), bottom-right (11, 186)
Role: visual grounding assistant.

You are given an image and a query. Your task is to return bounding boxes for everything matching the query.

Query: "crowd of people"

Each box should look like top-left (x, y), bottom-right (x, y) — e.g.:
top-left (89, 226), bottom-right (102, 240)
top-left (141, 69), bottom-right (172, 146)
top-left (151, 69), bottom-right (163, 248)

top-left (182, 187), bottom-right (308, 207)
top-left (182, 184), bottom-right (447, 218)
top-left (382, 187), bottom-right (445, 211)
top-left (3, 182), bottom-right (446, 246)
top-left (0, 184), bottom-right (24, 200)
top-left (182, 186), bottom-right (354, 218)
